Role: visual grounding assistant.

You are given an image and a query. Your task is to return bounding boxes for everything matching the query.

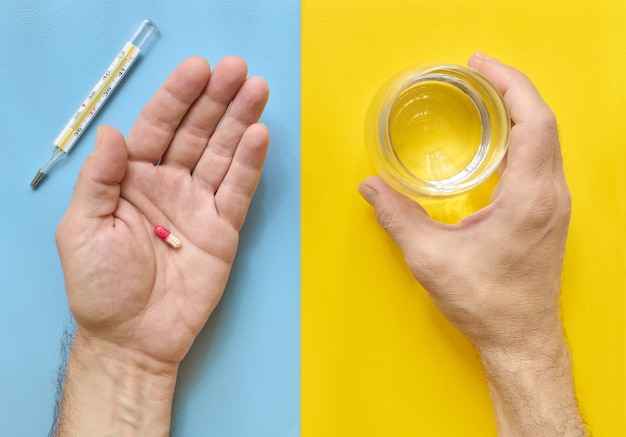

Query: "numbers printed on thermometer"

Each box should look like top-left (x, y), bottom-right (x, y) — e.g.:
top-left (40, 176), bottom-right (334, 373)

top-left (54, 41), bottom-right (140, 152)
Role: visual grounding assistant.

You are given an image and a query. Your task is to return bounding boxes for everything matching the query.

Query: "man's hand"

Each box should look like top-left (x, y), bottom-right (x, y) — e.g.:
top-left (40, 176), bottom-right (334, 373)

top-left (54, 56), bottom-right (269, 436)
top-left (359, 52), bottom-right (587, 436)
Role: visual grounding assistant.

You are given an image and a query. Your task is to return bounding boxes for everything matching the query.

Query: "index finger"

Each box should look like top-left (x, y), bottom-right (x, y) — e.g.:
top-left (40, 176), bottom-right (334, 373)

top-left (468, 52), bottom-right (561, 179)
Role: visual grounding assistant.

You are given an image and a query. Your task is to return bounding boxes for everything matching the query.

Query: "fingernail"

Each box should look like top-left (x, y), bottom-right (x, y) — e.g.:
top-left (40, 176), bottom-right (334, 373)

top-left (95, 126), bottom-right (104, 147)
top-left (474, 50), bottom-right (488, 61)
top-left (474, 51), bottom-right (501, 65)
top-left (358, 182), bottom-right (379, 205)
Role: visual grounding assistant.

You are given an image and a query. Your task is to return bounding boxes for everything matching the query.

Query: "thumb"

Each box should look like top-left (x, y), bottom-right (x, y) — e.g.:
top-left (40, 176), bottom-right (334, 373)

top-left (70, 125), bottom-right (128, 219)
top-left (358, 176), bottom-right (440, 259)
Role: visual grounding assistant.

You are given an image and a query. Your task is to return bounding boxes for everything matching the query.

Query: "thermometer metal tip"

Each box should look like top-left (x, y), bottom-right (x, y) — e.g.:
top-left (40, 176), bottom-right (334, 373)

top-left (30, 170), bottom-right (45, 188)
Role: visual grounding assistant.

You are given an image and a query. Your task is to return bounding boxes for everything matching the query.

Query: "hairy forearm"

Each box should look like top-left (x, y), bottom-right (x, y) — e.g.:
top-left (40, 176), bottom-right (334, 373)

top-left (480, 330), bottom-right (587, 437)
top-left (55, 332), bottom-right (178, 437)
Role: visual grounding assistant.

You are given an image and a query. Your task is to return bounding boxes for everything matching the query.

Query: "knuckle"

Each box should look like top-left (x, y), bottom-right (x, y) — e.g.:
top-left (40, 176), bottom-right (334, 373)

top-left (374, 202), bottom-right (400, 233)
top-left (529, 193), bottom-right (558, 224)
top-left (538, 105), bottom-right (558, 129)
top-left (534, 105), bottom-right (559, 141)
top-left (523, 182), bottom-right (571, 229)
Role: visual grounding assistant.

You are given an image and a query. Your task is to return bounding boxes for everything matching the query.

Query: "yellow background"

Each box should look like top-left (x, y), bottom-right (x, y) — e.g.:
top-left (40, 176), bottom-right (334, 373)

top-left (302, 1), bottom-right (625, 435)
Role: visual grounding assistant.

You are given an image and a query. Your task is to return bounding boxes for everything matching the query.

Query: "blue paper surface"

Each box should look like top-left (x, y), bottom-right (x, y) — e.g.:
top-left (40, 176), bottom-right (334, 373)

top-left (0, 2), bottom-right (300, 435)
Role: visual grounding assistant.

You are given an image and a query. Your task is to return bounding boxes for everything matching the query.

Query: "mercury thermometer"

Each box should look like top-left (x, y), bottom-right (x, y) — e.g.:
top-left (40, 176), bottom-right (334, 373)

top-left (30, 19), bottom-right (158, 188)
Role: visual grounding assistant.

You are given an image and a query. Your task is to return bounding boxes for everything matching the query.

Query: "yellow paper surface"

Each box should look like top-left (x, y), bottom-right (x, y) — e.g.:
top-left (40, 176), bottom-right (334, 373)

top-left (302, 1), bottom-right (626, 435)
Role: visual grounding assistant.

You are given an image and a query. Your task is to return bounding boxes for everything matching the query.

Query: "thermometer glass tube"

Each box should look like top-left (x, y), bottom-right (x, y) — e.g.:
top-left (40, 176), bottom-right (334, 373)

top-left (30, 19), bottom-right (158, 188)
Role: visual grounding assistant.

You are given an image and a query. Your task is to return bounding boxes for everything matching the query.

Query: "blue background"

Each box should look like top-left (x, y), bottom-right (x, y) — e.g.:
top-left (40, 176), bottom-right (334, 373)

top-left (0, 1), bottom-right (300, 435)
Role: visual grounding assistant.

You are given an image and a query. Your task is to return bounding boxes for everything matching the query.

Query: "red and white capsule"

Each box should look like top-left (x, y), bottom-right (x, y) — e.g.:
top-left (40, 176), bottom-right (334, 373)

top-left (154, 225), bottom-right (182, 249)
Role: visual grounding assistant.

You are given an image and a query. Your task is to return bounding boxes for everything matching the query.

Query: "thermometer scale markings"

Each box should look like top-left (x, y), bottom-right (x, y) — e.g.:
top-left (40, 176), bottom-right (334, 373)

top-left (30, 19), bottom-right (158, 189)
top-left (55, 42), bottom-right (139, 152)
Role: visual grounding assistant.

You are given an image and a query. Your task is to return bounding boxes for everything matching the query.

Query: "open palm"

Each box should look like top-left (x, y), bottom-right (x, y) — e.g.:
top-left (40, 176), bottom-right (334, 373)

top-left (56, 56), bottom-right (269, 365)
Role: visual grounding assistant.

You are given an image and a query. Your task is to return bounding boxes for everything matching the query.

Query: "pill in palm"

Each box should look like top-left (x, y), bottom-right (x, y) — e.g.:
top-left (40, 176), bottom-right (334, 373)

top-left (154, 225), bottom-right (182, 249)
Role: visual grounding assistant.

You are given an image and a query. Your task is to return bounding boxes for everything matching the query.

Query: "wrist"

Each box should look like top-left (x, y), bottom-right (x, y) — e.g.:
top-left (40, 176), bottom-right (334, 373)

top-left (463, 290), bottom-right (564, 356)
top-left (478, 329), bottom-right (587, 436)
top-left (479, 326), bottom-right (571, 394)
top-left (57, 331), bottom-right (179, 436)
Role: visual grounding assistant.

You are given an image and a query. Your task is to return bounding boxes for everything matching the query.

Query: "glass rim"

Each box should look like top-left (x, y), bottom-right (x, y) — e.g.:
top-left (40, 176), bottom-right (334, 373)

top-left (371, 64), bottom-right (510, 197)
